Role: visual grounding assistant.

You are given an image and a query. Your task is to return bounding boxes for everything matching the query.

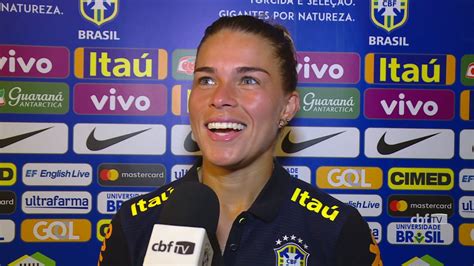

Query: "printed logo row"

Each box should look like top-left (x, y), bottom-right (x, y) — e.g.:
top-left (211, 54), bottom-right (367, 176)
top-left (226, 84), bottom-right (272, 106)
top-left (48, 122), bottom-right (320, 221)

top-left (1, 123), bottom-right (473, 159)
top-left (1, 218), bottom-right (473, 246)
top-left (1, 191), bottom-right (473, 218)
top-left (2, 81), bottom-right (474, 121)
top-left (2, 163), bottom-right (474, 191)
top-left (2, 45), bottom-right (474, 86)
top-left (0, 250), bottom-right (451, 266)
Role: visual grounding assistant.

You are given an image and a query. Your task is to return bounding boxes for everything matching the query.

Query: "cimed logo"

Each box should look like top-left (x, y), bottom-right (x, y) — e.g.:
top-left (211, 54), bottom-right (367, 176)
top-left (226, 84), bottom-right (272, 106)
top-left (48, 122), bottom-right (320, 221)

top-left (80, 0), bottom-right (119, 27)
top-left (370, 0), bottom-right (409, 32)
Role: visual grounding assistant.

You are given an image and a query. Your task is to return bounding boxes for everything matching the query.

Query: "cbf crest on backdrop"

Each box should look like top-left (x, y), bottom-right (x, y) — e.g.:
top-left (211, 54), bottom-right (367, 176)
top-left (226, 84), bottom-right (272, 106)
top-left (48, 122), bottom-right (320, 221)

top-left (370, 0), bottom-right (408, 32)
top-left (79, 0), bottom-right (118, 27)
top-left (0, 0), bottom-right (473, 265)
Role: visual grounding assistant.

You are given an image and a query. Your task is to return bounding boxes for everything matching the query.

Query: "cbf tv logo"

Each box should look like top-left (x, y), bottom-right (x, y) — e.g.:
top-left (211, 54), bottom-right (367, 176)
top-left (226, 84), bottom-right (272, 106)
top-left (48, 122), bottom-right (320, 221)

top-left (371, 0), bottom-right (408, 32)
top-left (80, 0), bottom-right (118, 26)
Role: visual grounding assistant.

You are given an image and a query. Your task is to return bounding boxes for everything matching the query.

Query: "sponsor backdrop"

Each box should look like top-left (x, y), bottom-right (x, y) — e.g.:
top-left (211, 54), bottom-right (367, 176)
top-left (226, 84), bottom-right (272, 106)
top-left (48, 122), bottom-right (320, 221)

top-left (0, 0), bottom-right (473, 265)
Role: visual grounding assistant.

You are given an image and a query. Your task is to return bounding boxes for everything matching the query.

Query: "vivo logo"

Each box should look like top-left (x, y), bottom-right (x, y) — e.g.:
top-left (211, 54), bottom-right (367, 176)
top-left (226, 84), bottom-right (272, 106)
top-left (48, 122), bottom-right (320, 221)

top-left (92, 88), bottom-right (150, 111)
top-left (364, 89), bottom-right (454, 120)
top-left (0, 45), bottom-right (69, 78)
top-left (296, 52), bottom-right (360, 83)
top-left (74, 83), bottom-right (167, 116)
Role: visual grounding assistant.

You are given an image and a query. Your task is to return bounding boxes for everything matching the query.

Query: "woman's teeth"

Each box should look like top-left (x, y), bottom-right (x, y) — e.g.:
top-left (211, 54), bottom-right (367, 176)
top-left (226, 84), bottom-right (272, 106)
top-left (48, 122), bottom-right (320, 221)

top-left (207, 122), bottom-right (246, 131)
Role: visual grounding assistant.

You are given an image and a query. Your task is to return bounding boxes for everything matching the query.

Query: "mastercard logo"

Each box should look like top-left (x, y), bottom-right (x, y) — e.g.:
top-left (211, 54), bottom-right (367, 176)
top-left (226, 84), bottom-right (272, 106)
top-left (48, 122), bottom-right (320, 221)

top-left (389, 200), bottom-right (408, 212)
top-left (99, 169), bottom-right (119, 181)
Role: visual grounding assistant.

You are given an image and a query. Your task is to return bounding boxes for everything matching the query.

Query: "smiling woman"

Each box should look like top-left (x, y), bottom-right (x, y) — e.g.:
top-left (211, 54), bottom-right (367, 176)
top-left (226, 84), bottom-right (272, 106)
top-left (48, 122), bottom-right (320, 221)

top-left (98, 15), bottom-right (382, 266)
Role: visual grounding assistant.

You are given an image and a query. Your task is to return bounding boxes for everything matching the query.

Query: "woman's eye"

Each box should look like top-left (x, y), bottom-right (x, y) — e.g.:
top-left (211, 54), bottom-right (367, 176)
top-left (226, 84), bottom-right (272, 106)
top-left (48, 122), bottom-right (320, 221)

top-left (198, 77), bottom-right (216, 86)
top-left (241, 76), bottom-right (258, 85)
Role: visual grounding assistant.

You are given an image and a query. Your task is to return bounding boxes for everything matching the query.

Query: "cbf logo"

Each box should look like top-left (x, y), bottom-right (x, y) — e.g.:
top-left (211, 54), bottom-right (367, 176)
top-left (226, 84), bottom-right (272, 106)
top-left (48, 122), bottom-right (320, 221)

top-left (80, 0), bottom-right (118, 26)
top-left (274, 234), bottom-right (310, 266)
top-left (371, 0), bottom-right (408, 32)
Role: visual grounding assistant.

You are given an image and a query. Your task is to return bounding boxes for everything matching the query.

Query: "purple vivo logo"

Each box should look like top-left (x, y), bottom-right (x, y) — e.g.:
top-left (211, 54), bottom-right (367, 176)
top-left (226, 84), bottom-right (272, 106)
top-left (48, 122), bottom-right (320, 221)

top-left (296, 52), bottom-right (360, 84)
top-left (0, 45), bottom-right (69, 78)
top-left (74, 83), bottom-right (167, 116)
top-left (364, 89), bottom-right (454, 120)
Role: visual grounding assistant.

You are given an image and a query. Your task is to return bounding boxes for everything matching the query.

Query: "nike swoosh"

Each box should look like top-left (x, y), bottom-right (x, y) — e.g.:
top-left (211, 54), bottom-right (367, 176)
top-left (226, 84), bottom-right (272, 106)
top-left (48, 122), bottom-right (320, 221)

top-left (184, 131), bottom-right (200, 152)
top-left (86, 127), bottom-right (151, 151)
top-left (281, 130), bottom-right (345, 153)
top-left (376, 132), bottom-right (440, 155)
top-left (0, 127), bottom-right (53, 148)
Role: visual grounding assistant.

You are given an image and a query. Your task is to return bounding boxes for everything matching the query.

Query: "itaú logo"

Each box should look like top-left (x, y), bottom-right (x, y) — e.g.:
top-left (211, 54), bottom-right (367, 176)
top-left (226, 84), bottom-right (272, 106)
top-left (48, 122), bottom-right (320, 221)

top-left (21, 219), bottom-right (91, 242)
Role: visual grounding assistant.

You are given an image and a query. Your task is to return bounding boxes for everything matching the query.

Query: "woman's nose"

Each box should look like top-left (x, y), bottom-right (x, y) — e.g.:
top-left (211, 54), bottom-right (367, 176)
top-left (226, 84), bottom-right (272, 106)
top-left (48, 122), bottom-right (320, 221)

top-left (210, 83), bottom-right (238, 108)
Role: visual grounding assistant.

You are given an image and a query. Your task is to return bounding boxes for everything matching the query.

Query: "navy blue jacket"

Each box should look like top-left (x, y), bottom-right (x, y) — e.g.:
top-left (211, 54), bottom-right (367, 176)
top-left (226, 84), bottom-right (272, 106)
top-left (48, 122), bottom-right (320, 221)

top-left (98, 160), bottom-right (382, 266)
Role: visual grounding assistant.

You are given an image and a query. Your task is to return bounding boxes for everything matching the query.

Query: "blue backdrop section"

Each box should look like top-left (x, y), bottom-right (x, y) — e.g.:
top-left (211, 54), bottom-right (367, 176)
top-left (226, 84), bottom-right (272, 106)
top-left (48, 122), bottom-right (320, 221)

top-left (0, 0), bottom-right (473, 265)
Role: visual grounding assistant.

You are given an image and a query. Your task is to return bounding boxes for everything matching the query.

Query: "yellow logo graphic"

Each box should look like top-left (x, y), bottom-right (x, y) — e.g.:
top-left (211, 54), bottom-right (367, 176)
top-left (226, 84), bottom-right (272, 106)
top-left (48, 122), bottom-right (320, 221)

top-left (0, 163), bottom-right (16, 186)
top-left (370, 0), bottom-right (408, 32)
top-left (388, 168), bottom-right (454, 190)
top-left (459, 223), bottom-right (474, 246)
top-left (290, 188), bottom-right (339, 221)
top-left (274, 243), bottom-right (309, 266)
top-left (21, 219), bottom-right (91, 242)
top-left (80, 0), bottom-right (119, 27)
top-left (316, 166), bottom-right (382, 189)
top-left (171, 85), bottom-right (192, 116)
top-left (97, 219), bottom-right (111, 242)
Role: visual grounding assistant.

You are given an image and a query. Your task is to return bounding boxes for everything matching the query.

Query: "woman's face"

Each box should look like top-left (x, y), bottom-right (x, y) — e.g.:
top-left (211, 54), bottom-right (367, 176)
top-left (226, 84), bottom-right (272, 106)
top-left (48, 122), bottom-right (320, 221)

top-left (189, 29), bottom-right (298, 169)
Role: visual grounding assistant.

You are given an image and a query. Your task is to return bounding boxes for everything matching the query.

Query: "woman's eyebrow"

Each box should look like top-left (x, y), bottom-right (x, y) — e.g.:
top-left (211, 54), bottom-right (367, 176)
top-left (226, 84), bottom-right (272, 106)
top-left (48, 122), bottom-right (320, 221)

top-left (236, 66), bottom-right (271, 76)
top-left (193, 66), bottom-right (271, 76)
top-left (194, 66), bottom-right (215, 74)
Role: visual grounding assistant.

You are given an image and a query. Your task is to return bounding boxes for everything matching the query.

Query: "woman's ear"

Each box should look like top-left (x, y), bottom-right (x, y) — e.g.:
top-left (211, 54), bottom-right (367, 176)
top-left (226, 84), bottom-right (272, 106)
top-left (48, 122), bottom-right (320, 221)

top-left (280, 91), bottom-right (300, 123)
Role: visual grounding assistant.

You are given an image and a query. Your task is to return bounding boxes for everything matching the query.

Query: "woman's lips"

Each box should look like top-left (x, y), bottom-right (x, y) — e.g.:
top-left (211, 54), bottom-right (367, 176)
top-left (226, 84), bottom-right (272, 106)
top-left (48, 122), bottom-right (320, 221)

top-left (205, 121), bottom-right (247, 141)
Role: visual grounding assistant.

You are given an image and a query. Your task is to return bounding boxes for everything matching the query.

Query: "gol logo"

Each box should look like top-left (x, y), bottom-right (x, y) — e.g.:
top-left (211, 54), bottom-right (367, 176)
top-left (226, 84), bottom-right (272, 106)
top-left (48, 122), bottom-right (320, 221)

top-left (0, 162), bottom-right (16, 186)
top-left (459, 223), bottom-right (474, 246)
top-left (316, 167), bottom-right (382, 189)
top-left (21, 219), bottom-right (91, 242)
top-left (97, 219), bottom-right (111, 242)
top-left (171, 84), bottom-right (191, 116)
top-left (100, 168), bottom-right (119, 182)
top-left (388, 168), bottom-right (454, 190)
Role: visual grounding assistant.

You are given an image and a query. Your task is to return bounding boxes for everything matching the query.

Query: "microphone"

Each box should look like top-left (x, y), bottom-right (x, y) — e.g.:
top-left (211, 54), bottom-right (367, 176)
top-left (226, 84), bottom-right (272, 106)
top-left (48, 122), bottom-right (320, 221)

top-left (143, 182), bottom-right (221, 266)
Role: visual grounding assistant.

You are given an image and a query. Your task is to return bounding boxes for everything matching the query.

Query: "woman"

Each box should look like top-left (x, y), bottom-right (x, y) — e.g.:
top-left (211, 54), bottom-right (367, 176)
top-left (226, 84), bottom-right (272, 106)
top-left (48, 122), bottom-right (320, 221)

top-left (99, 15), bottom-right (382, 266)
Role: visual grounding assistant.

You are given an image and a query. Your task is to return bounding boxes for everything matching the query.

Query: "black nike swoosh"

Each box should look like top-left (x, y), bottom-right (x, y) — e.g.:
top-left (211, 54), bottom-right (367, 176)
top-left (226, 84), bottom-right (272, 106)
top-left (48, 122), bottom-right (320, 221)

top-left (0, 127), bottom-right (53, 148)
top-left (281, 130), bottom-right (345, 153)
top-left (184, 131), bottom-right (200, 152)
top-left (377, 132), bottom-right (440, 155)
top-left (86, 127), bottom-right (151, 151)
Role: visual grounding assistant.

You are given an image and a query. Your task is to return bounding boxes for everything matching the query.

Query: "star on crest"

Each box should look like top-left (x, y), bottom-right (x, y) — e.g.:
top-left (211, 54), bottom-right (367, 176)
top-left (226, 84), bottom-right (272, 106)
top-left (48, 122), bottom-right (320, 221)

top-left (290, 235), bottom-right (296, 240)
top-left (276, 239), bottom-right (282, 245)
top-left (283, 235), bottom-right (289, 241)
